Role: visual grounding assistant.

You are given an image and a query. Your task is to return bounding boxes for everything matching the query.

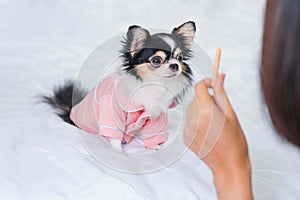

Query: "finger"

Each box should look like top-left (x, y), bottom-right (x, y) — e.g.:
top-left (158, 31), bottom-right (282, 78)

top-left (212, 74), bottom-right (226, 112)
top-left (213, 74), bottom-right (233, 114)
top-left (203, 78), bottom-right (213, 88)
top-left (194, 79), bottom-right (211, 106)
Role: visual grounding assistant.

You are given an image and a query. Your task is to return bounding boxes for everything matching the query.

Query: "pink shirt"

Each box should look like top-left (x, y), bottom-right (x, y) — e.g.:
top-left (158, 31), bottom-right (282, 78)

top-left (70, 73), bottom-right (174, 147)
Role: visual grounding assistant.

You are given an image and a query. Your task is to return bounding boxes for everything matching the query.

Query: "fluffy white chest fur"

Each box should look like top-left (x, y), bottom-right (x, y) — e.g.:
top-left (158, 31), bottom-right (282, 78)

top-left (119, 73), bottom-right (186, 118)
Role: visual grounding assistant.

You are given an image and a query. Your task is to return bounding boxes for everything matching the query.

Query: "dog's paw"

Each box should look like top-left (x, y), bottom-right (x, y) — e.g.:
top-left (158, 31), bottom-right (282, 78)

top-left (147, 144), bottom-right (162, 151)
top-left (110, 138), bottom-right (123, 152)
top-left (149, 105), bottom-right (165, 119)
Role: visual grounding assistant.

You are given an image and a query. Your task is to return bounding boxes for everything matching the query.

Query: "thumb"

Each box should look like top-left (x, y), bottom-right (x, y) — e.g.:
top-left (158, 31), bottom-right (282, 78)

top-left (194, 79), bottom-right (211, 108)
top-left (213, 74), bottom-right (231, 114)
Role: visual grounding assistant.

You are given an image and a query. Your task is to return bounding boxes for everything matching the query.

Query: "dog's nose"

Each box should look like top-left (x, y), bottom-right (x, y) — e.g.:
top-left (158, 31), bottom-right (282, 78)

top-left (169, 64), bottom-right (179, 72)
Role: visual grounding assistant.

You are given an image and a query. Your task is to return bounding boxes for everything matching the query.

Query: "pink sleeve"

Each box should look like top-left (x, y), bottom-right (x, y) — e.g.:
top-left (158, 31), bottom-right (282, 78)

top-left (139, 112), bottom-right (169, 147)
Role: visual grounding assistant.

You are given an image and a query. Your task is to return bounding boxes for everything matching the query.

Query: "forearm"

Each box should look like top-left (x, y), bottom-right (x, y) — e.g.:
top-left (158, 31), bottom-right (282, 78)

top-left (213, 166), bottom-right (253, 200)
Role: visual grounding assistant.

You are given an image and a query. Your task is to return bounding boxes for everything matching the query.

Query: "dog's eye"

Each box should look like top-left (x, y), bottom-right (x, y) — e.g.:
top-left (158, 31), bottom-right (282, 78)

top-left (150, 56), bottom-right (163, 68)
top-left (176, 54), bottom-right (183, 62)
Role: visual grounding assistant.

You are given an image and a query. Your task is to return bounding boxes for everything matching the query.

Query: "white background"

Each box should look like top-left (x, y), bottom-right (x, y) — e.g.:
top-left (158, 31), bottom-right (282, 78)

top-left (0, 0), bottom-right (300, 199)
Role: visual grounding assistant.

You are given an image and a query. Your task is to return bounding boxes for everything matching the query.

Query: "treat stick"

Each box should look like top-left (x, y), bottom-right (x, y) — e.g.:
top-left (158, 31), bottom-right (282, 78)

top-left (212, 48), bottom-right (221, 87)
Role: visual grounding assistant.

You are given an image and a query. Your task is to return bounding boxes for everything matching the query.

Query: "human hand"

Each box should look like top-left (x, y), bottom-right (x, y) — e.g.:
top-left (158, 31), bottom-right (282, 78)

top-left (184, 74), bottom-right (252, 199)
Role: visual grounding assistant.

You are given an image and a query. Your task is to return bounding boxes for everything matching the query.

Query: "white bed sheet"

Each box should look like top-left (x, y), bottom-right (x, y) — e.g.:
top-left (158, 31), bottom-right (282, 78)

top-left (1, 0), bottom-right (300, 199)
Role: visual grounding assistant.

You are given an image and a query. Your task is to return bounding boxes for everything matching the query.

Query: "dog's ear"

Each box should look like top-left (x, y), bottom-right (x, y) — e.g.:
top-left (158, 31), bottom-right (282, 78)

top-left (126, 25), bottom-right (149, 57)
top-left (172, 21), bottom-right (196, 44)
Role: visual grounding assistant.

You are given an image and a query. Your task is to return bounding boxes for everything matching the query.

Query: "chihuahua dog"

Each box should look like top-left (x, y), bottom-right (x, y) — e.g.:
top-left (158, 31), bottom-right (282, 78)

top-left (44, 21), bottom-right (196, 151)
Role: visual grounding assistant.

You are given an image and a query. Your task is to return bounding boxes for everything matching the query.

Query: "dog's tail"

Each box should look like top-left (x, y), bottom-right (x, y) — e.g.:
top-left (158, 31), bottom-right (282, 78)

top-left (42, 81), bottom-right (87, 125)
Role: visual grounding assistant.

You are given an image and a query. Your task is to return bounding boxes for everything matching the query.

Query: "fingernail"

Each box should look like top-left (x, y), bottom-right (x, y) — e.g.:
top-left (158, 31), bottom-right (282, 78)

top-left (221, 73), bottom-right (226, 83)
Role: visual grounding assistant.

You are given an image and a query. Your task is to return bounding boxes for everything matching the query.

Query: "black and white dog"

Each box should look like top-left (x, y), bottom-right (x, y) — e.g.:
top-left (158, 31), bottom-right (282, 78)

top-left (44, 21), bottom-right (196, 151)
